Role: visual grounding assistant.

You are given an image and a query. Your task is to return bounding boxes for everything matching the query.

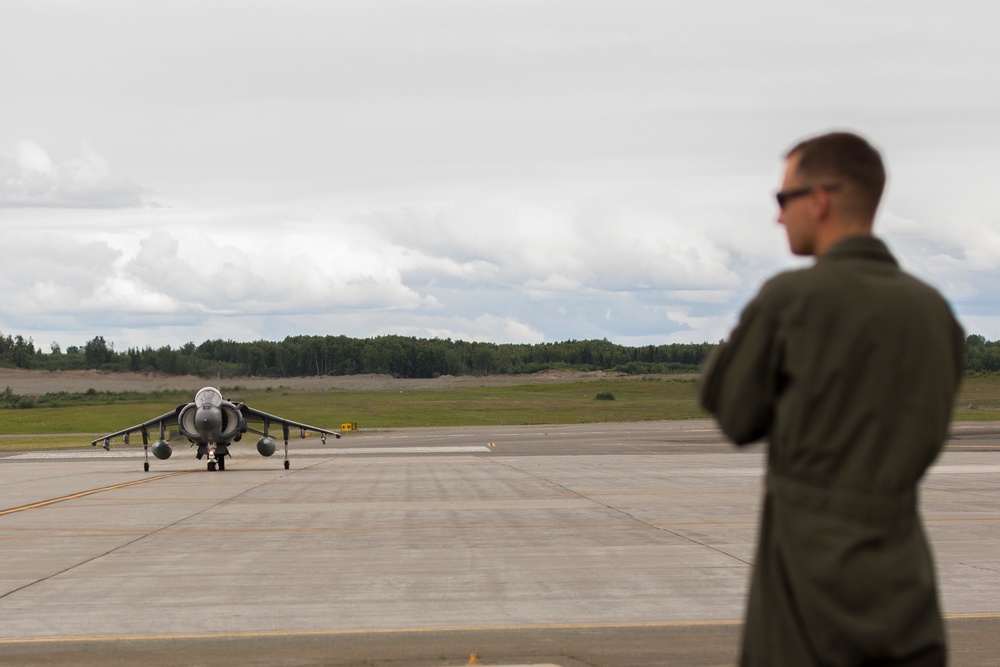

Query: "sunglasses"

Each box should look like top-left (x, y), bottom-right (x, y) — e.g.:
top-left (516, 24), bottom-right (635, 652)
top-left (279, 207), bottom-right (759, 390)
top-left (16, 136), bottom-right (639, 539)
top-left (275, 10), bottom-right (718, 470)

top-left (775, 183), bottom-right (841, 209)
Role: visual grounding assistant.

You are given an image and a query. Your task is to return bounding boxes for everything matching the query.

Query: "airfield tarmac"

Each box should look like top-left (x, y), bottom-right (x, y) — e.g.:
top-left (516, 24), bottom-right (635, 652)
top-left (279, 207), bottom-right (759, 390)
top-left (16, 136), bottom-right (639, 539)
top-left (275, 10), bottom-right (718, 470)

top-left (0, 420), bottom-right (998, 666)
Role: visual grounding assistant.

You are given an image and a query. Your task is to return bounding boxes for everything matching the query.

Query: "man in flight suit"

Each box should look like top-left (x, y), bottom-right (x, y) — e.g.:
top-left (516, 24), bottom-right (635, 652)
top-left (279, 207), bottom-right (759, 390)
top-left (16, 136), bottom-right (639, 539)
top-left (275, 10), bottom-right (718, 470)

top-left (699, 131), bottom-right (964, 666)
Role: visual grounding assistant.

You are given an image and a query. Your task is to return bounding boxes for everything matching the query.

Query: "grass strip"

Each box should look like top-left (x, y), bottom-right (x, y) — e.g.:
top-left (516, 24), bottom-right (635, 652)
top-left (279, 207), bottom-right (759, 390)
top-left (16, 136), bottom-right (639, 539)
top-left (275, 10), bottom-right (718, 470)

top-left (1, 375), bottom-right (997, 452)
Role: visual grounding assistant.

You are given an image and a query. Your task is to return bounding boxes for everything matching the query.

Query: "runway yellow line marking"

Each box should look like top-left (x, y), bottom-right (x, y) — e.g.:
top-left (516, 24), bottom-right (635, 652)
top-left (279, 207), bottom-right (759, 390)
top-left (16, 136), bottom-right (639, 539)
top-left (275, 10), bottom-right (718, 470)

top-left (121, 521), bottom-right (641, 537)
top-left (947, 445), bottom-right (1000, 450)
top-left (0, 522), bottom-right (647, 541)
top-left (0, 471), bottom-right (191, 517)
top-left (0, 620), bottom-right (745, 645)
top-left (1, 614), bottom-right (998, 646)
top-left (2, 614), bottom-right (997, 646)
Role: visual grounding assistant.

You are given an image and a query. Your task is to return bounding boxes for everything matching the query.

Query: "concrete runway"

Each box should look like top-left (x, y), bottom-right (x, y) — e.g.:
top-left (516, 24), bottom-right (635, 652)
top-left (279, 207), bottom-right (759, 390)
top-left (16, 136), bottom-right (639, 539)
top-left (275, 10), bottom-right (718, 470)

top-left (1, 420), bottom-right (998, 666)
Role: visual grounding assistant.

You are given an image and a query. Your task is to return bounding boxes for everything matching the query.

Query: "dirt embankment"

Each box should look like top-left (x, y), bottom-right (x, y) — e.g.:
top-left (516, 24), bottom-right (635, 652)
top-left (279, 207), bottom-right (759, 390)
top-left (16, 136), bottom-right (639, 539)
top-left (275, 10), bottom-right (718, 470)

top-left (0, 368), bottom-right (667, 396)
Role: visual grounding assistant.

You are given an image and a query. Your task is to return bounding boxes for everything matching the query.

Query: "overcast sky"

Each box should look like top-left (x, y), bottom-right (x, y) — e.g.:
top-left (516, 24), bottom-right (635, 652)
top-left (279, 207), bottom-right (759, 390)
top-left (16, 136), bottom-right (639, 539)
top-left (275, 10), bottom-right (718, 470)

top-left (2, 1), bottom-right (997, 353)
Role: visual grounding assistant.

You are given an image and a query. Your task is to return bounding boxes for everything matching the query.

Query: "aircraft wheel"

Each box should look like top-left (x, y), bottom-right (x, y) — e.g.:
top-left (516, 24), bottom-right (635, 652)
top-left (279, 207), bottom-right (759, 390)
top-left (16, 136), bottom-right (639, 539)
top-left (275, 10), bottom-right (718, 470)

top-left (218, 457), bottom-right (225, 471)
top-left (144, 462), bottom-right (150, 472)
top-left (208, 461), bottom-right (216, 472)
top-left (284, 460), bottom-right (290, 470)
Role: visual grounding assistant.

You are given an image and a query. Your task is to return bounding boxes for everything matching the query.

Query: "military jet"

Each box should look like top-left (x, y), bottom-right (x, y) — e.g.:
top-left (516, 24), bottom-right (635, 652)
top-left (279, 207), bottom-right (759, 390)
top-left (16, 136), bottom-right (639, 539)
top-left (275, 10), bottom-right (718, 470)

top-left (91, 386), bottom-right (341, 472)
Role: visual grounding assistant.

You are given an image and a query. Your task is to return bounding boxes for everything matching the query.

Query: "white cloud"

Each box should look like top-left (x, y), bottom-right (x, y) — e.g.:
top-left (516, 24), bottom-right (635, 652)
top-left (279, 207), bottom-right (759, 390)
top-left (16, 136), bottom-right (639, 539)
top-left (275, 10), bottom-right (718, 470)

top-left (880, 210), bottom-right (1000, 312)
top-left (0, 233), bottom-right (121, 308)
top-left (369, 200), bottom-right (743, 296)
top-left (418, 314), bottom-right (546, 345)
top-left (2, 2), bottom-right (999, 349)
top-left (15, 140), bottom-right (53, 173)
top-left (0, 141), bottom-right (146, 208)
top-left (118, 229), bottom-right (434, 316)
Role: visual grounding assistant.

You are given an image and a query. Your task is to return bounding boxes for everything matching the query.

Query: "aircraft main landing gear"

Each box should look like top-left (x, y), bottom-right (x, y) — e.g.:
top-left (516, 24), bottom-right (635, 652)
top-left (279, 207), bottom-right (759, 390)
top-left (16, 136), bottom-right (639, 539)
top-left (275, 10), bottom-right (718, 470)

top-left (282, 427), bottom-right (290, 470)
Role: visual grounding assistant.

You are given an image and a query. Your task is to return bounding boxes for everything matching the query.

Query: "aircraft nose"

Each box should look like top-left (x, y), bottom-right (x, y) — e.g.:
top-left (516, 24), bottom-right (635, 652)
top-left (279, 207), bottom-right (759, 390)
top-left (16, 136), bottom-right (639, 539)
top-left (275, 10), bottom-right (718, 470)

top-left (195, 406), bottom-right (222, 436)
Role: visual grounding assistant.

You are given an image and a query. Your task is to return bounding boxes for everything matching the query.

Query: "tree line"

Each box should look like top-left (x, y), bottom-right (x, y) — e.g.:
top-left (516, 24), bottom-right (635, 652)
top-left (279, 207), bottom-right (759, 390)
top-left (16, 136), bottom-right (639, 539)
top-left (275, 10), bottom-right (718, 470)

top-left (2, 331), bottom-right (998, 378)
top-left (1, 332), bottom-right (715, 378)
top-left (965, 335), bottom-right (1000, 373)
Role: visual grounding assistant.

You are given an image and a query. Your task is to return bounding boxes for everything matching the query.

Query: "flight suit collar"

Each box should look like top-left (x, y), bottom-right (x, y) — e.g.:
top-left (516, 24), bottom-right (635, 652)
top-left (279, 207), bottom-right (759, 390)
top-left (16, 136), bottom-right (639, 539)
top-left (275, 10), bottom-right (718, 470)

top-left (820, 235), bottom-right (898, 267)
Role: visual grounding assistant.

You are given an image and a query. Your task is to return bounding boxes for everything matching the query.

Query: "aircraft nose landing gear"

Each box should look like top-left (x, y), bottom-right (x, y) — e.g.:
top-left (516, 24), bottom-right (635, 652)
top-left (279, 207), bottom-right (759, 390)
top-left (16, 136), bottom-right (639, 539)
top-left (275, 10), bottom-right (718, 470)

top-left (206, 446), bottom-right (226, 471)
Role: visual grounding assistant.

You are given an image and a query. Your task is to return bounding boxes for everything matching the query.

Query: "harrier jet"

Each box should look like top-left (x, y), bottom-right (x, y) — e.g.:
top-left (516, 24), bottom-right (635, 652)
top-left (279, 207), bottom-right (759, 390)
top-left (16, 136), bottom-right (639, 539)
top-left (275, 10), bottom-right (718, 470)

top-left (91, 386), bottom-right (341, 472)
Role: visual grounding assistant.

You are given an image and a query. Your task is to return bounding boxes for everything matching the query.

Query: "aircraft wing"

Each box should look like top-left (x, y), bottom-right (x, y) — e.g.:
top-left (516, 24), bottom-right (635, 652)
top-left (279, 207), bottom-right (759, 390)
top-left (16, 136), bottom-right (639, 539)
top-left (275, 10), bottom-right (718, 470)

top-left (239, 404), bottom-right (342, 440)
top-left (90, 409), bottom-right (180, 447)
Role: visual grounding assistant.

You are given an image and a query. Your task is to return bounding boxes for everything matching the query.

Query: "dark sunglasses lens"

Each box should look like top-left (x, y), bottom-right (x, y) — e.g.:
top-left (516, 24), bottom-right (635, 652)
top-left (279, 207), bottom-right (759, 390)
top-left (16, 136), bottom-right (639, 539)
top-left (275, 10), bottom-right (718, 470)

top-left (776, 187), bottom-right (811, 209)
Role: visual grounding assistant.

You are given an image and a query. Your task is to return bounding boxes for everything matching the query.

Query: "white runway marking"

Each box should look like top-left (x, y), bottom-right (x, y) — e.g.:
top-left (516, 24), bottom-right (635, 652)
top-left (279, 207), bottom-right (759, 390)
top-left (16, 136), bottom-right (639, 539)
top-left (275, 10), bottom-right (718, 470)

top-left (308, 446), bottom-right (492, 455)
top-left (5, 446), bottom-right (492, 460)
top-left (6, 451), bottom-right (149, 459)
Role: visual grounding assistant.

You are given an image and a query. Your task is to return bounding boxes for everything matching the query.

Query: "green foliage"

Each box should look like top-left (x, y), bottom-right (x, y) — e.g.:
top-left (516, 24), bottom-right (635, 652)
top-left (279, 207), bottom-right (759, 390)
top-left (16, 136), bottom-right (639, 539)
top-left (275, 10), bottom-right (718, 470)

top-left (3, 330), bottom-right (999, 379)
top-left (0, 334), bottom-right (38, 369)
top-left (84, 336), bottom-right (115, 367)
top-left (965, 335), bottom-right (1000, 373)
top-left (0, 386), bottom-right (191, 410)
top-left (595, 392), bottom-right (616, 401)
top-left (2, 331), bottom-right (716, 378)
top-left (1, 385), bottom-right (35, 409)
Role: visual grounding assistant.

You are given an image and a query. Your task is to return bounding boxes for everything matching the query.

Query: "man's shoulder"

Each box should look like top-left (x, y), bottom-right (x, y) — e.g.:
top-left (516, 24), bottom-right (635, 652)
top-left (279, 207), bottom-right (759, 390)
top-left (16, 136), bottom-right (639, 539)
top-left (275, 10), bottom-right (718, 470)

top-left (756, 266), bottom-right (816, 300)
top-left (752, 242), bottom-right (956, 319)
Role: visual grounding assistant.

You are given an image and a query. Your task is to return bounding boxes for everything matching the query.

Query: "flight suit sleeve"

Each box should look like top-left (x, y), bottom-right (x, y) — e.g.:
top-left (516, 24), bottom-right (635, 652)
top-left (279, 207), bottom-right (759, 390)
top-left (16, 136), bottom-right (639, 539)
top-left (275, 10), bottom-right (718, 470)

top-left (699, 294), bottom-right (782, 445)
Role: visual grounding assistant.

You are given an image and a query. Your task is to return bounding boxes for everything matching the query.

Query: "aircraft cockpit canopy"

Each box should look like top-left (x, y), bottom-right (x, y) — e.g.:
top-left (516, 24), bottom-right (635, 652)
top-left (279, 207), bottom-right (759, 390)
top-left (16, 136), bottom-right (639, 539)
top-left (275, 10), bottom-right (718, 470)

top-left (195, 387), bottom-right (223, 409)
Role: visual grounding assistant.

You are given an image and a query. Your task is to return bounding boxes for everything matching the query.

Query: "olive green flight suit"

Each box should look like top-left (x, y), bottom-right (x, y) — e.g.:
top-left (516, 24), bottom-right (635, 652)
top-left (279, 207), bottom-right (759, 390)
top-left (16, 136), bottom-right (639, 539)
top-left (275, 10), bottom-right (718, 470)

top-left (699, 236), bottom-right (964, 666)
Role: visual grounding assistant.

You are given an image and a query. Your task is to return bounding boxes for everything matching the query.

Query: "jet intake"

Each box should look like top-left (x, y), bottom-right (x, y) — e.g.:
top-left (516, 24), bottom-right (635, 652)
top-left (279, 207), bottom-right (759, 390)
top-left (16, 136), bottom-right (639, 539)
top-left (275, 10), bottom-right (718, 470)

top-left (219, 403), bottom-right (244, 441)
top-left (178, 404), bottom-right (198, 439)
top-left (256, 436), bottom-right (277, 457)
top-left (152, 439), bottom-right (173, 460)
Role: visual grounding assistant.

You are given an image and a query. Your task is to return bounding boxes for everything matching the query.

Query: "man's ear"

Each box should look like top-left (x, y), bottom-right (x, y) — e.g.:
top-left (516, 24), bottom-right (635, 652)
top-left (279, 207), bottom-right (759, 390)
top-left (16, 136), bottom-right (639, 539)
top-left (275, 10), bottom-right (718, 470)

top-left (810, 186), bottom-right (834, 221)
